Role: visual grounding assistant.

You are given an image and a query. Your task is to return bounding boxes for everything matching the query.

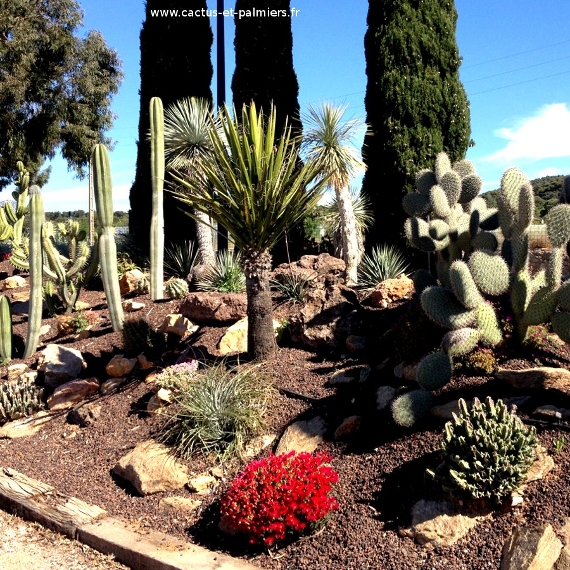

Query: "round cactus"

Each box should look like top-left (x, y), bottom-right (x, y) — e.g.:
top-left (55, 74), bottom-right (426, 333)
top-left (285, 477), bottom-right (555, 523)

top-left (164, 277), bottom-right (189, 299)
top-left (391, 390), bottom-right (434, 428)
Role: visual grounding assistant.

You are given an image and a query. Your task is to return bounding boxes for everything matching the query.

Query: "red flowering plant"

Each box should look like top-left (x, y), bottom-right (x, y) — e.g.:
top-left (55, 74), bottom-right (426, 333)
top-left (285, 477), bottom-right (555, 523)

top-left (220, 451), bottom-right (339, 546)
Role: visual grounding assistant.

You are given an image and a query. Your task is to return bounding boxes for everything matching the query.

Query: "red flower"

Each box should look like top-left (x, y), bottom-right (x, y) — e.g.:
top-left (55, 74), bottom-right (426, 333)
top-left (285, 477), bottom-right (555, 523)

top-left (220, 451), bottom-right (339, 546)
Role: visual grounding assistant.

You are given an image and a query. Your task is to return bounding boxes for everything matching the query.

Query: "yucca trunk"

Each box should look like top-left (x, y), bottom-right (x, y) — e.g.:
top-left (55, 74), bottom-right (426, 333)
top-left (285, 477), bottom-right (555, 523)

top-left (242, 248), bottom-right (275, 360)
top-left (194, 209), bottom-right (216, 266)
top-left (336, 185), bottom-right (361, 285)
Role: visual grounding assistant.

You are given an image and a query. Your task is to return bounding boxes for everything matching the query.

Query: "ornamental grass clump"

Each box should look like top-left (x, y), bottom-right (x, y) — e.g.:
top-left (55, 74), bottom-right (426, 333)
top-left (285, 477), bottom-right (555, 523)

top-left (158, 361), bottom-right (270, 459)
top-left (220, 451), bottom-right (339, 546)
top-left (428, 397), bottom-right (537, 504)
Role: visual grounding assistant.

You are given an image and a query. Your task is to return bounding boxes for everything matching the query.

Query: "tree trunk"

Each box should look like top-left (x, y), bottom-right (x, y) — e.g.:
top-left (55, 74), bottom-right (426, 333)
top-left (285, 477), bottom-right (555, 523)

top-left (336, 185), bottom-right (362, 285)
top-left (194, 209), bottom-right (216, 267)
top-left (242, 248), bottom-right (276, 360)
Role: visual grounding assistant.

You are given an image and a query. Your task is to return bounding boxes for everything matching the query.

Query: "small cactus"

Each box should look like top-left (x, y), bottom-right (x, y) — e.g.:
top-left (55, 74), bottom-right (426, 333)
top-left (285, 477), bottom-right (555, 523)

top-left (427, 397), bottom-right (537, 503)
top-left (164, 277), bottom-right (189, 299)
top-left (391, 389), bottom-right (434, 428)
top-left (0, 378), bottom-right (45, 424)
top-left (122, 317), bottom-right (152, 355)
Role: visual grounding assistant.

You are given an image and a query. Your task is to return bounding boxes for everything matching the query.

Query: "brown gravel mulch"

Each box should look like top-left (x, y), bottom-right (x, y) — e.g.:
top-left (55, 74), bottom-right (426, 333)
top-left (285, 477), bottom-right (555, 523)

top-left (1, 261), bottom-right (570, 570)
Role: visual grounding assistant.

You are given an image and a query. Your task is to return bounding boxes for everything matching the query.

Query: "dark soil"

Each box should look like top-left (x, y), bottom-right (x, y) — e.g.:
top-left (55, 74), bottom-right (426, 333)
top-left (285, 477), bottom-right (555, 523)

top-left (1, 260), bottom-right (570, 570)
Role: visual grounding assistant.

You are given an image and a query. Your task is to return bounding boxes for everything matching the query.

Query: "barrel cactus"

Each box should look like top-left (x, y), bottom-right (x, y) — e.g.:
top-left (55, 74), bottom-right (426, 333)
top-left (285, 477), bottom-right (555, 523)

top-left (392, 155), bottom-right (570, 426)
top-left (164, 277), bottom-right (189, 299)
top-left (427, 397), bottom-right (537, 503)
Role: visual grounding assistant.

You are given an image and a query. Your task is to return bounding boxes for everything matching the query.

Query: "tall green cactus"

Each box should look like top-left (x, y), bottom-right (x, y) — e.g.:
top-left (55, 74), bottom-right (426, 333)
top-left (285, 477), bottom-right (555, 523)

top-left (2, 162), bottom-right (31, 265)
top-left (393, 155), bottom-right (570, 426)
top-left (23, 185), bottom-right (44, 358)
top-left (0, 295), bottom-right (12, 364)
top-left (91, 144), bottom-right (124, 332)
top-left (150, 96), bottom-right (165, 301)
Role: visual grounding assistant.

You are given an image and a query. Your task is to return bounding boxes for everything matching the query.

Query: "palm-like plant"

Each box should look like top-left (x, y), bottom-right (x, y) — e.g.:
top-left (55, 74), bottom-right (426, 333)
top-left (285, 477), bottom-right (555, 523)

top-left (303, 103), bottom-right (366, 285)
top-left (172, 103), bottom-right (327, 359)
top-left (163, 97), bottom-right (217, 266)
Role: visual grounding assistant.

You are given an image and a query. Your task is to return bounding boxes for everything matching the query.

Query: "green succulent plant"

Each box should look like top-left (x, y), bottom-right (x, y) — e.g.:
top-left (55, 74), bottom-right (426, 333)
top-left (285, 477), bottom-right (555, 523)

top-left (427, 397), bottom-right (537, 503)
top-left (392, 154), bottom-right (570, 426)
top-left (0, 378), bottom-right (45, 424)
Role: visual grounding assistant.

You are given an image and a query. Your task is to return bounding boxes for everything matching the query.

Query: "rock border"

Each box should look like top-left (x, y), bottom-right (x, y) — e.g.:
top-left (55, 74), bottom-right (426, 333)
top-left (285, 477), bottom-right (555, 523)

top-left (0, 466), bottom-right (254, 570)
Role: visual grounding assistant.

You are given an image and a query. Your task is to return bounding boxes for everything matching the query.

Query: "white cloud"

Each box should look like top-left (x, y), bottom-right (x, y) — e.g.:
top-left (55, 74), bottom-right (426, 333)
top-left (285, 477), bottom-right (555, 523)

top-left (484, 103), bottom-right (570, 164)
top-left (537, 167), bottom-right (561, 177)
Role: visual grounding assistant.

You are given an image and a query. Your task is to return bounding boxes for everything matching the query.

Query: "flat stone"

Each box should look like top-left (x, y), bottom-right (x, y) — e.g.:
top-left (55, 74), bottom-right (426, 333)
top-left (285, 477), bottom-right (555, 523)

top-left (113, 440), bottom-right (188, 496)
top-left (218, 317), bottom-right (281, 355)
top-left (346, 335), bottom-right (367, 353)
top-left (123, 300), bottom-right (145, 312)
top-left (136, 354), bottom-right (154, 370)
top-left (275, 416), bottom-right (327, 455)
top-left (368, 274), bottom-right (414, 307)
top-left (38, 344), bottom-right (84, 388)
top-left (119, 269), bottom-right (146, 295)
top-left (106, 355), bottom-right (137, 377)
top-left (401, 499), bottom-right (491, 547)
top-left (501, 524), bottom-right (562, 570)
top-left (243, 434), bottom-right (276, 458)
top-left (179, 292), bottom-right (247, 323)
top-left (100, 377), bottom-right (127, 395)
top-left (329, 369), bottom-right (354, 385)
top-left (0, 411), bottom-right (54, 439)
top-left (67, 403), bottom-right (102, 427)
top-left (334, 415), bottom-right (361, 441)
top-left (74, 300), bottom-right (90, 311)
top-left (496, 367), bottom-right (570, 395)
top-left (6, 363), bottom-right (27, 381)
top-left (187, 475), bottom-right (216, 493)
top-left (159, 496), bottom-right (201, 514)
top-left (159, 314), bottom-right (199, 338)
top-left (3, 275), bottom-right (26, 289)
top-left (533, 405), bottom-right (570, 420)
top-left (47, 378), bottom-right (100, 410)
top-left (376, 386), bottom-right (397, 411)
top-left (525, 446), bottom-right (555, 483)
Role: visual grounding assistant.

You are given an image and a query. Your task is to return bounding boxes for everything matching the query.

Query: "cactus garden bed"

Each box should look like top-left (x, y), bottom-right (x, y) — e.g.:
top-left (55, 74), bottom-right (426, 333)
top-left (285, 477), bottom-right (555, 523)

top-left (0, 257), bottom-right (570, 569)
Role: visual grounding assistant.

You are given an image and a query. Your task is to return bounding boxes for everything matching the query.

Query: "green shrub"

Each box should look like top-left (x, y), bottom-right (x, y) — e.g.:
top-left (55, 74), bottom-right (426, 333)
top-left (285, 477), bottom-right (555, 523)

top-left (357, 244), bottom-right (409, 291)
top-left (455, 347), bottom-right (498, 376)
top-left (427, 397), bottom-right (537, 503)
top-left (197, 250), bottom-right (245, 293)
top-left (164, 240), bottom-right (198, 278)
top-left (270, 271), bottom-right (315, 303)
top-left (158, 361), bottom-right (271, 459)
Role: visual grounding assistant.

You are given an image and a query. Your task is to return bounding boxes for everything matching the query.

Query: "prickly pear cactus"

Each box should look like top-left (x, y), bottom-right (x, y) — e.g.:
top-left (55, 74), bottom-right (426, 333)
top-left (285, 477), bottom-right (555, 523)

top-left (392, 156), bottom-right (570, 426)
top-left (427, 397), bottom-right (537, 503)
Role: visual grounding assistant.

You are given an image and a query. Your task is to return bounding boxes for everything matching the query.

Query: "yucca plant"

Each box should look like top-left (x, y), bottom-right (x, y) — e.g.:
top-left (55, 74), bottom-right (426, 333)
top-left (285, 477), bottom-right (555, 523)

top-left (157, 361), bottom-right (271, 459)
top-left (303, 103), bottom-right (366, 284)
top-left (164, 97), bottom-right (218, 267)
top-left (357, 244), bottom-right (410, 291)
top-left (172, 103), bottom-right (328, 359)
top-left (271, 271), bottom-right (315, 304)
top-left (197, 249), bottom-right (245, 293)
top-left (164, 240), bottom-right (198, 278)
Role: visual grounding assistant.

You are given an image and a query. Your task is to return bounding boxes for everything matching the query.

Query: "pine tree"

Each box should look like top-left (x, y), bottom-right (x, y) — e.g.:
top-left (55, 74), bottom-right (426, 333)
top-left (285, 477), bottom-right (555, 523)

top-left (0, 0), bottom-right (122, 189)
top-left (361, 0), bottom-right (471, 250)
top-left (231, 0), bottom-right (303, 262)
top-left (129, 1), bottom-right (213, 252)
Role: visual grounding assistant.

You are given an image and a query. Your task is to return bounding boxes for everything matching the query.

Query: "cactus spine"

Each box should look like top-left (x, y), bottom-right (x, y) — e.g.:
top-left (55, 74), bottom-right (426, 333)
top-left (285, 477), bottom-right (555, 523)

top-left (23, 185), bottom-right (44, 358)
top-left (150, 97), bottom-right (165, 301)
top-left (0, 295), bottom-right (12, 363)
top-left (91, 144), bottom-right (124, 332)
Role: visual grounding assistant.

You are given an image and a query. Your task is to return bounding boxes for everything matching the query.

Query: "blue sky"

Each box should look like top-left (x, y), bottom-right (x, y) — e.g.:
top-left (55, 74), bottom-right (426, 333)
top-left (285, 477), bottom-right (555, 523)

top-left (25, 0), bottom-right (570, 212)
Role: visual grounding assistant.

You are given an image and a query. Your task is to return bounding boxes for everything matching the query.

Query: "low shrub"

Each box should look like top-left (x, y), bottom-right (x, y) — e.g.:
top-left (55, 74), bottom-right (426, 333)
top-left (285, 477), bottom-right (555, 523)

top-left (157, 361), bottom-right (270, 459)
top-left (427, 397), bottom-right (537, 503)
top-left (197, 250), bottom-right (245, 293)
top-left (220, 451), bottom-right (339, 546)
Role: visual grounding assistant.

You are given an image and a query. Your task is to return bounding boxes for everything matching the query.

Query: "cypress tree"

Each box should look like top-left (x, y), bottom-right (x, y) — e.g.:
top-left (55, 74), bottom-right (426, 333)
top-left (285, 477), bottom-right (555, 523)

top-left (130, 1), bottom-right (213, 252)
top-left (361, 0), bottom-right (471, 251)
top-left (231, 0), bottom-right (303, 262)
top-left (231, 1), bottom-right (301, 136)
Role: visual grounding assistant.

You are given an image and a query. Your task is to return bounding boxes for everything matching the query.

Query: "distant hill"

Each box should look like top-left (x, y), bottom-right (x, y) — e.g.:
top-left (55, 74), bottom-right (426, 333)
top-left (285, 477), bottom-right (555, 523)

top-left (482, 175), bottom-right (565, 219)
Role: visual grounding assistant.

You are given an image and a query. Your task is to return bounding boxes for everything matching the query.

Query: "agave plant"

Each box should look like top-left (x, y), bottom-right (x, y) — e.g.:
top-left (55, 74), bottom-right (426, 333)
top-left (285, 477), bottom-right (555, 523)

top-left (164, 240), bottom-right (198, 278)
top-left (171, 103), bottom-right (328, 359)
top-left (357, 244), bottom-right (409, 291)
top-left (197, 249), bottom-right (245, 293)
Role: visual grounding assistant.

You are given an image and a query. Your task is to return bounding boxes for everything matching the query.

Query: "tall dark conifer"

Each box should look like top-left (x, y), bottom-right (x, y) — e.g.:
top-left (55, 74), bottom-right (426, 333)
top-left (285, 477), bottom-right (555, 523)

top-left (231, 0), bottom-right (303, 262)
top-left (361, 0), bottom-right (471, 251)
top-left (130, 1), bottom-right (213, 252)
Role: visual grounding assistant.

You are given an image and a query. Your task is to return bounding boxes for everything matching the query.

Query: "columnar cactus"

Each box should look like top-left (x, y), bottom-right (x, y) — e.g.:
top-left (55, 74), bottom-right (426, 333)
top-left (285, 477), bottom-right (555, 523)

top-left (392, 155), bottom-right (570, 426)
top-left (23, 185), bottom-right (44, 358)
top-left (91, 144), bottom-right (124, 332)
top-left (427, 397), bottom-right (537, 503)
top-left (3, 162), bottom-right (31, 267)
top-left (0, 378), bottom-right (45, 424)
top-left (150, 96), bottom-right (165, 301)
top-left (42, 219), bottom-right (90, 314)
top-left (0, 295), bottom-right (12, 363)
